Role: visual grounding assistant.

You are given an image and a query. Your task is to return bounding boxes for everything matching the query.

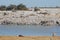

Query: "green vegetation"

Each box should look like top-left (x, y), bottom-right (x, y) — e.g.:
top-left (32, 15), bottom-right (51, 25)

top-left (0, 4), bottom-right (28, 11)
top-left (6, 4), bottom-right (17, 10)
top-left (17, 4), bottom-right (28, 10)
top-left (34, 7), bottom-right (40, 11)
top-left (0, 5), bottom-right (6, 11)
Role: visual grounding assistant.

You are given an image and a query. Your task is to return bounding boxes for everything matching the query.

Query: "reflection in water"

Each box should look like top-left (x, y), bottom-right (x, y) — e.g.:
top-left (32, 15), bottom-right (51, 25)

top-left (0, 25), bottom-right (60, 36)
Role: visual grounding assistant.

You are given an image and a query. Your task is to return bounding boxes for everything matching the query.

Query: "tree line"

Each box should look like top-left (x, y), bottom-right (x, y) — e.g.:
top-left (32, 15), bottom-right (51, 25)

top-left (0, 4), bottom-right (28, 11)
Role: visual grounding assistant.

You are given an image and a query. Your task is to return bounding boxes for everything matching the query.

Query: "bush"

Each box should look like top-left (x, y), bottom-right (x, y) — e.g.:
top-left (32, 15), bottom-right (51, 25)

top-left (17, 4), bottom-right (28, 10)
top-left (6, 4), bottom-right (17, 10)
top-left (34, 7), bottom-right (40, 11)
top-left (0, 3), bottom-right (28, 11)
top-left (0, 5), bottom-right (6, 11)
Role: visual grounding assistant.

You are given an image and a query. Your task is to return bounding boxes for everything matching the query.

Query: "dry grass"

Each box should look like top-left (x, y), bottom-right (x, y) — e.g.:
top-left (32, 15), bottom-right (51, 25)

top-left (0, 36), bottom-right (60, 40)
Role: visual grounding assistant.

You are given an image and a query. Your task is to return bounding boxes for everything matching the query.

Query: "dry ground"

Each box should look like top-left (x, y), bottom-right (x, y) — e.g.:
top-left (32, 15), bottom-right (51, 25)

top-left (0, 36), bottom-right (60, 40)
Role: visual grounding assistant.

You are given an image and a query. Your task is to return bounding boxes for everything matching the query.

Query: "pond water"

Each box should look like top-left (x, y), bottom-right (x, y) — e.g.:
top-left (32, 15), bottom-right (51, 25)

top-left (0, 25), bottom-right (60, 36)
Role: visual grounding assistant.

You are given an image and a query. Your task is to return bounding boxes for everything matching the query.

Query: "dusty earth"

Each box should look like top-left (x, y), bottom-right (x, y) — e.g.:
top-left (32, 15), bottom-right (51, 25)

top-left (0, 36), bottom-right (60, 40)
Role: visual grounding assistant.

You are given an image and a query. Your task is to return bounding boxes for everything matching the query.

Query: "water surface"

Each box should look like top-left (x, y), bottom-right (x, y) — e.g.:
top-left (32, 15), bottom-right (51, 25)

top-left (0, 25), bottom-right (60, 36)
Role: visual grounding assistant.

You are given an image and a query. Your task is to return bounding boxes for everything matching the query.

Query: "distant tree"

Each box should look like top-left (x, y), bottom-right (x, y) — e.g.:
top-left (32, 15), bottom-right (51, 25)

top-left (34, 7), bottom-right (40, 11)
top-left (0, 4), bottom-right (28, 11)
top-left (17, 4), bottom-right (28, 10)
top-left (0, 5), bottom-right (6, 11)
top-left (6, 4), bottom-right (17, 10)
top-left (56, 6), bottom-right (59, 8)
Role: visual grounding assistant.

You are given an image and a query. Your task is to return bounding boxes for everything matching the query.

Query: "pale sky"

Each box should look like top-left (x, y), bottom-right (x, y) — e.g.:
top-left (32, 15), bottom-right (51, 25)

top-left (0, 0), bottom-right (60, 7)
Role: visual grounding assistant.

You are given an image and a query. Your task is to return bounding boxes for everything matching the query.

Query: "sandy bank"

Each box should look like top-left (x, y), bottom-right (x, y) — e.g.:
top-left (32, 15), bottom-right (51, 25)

top-left (0, 36), bottom-right (60, 40)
